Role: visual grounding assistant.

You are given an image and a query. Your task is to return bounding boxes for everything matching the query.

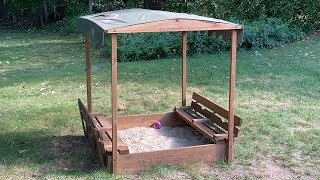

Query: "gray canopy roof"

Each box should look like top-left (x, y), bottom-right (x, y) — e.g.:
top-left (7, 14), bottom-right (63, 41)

top-left (77, 8), bottom-right (243, 46)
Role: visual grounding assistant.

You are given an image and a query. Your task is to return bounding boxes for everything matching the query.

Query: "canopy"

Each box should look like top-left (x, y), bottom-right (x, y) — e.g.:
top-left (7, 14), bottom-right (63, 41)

top-left (77, 8), bottom-right (243, 46)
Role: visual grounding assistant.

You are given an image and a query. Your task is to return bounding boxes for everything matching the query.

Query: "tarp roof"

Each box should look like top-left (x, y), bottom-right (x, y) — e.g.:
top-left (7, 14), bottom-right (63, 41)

top-left (77, 8), bottom-right (243, 46)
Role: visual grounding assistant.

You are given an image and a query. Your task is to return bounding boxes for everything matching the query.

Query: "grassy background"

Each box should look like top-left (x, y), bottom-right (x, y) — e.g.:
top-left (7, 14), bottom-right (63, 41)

top-left (0, 30), bottom-right (319, 179)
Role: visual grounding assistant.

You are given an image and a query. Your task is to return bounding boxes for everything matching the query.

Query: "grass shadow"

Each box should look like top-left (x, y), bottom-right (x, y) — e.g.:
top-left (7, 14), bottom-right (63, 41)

top-left (0, 130), bottom-right (102, 178)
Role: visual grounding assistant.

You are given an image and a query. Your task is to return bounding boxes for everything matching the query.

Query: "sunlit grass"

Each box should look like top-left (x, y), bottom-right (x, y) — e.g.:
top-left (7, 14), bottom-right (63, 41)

top-left (0, 30), bottom-right (319, 179)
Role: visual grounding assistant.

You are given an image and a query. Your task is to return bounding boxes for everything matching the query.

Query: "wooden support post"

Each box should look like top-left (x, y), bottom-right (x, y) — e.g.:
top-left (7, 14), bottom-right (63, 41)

top-left (111, 34), bottom-right (118, 173)
top-left (85, 35), bottom-right (92, 113)
top-left (182, 31), bottom-right (187, 106)
top-left (227, 30), bottom-right (237, 162)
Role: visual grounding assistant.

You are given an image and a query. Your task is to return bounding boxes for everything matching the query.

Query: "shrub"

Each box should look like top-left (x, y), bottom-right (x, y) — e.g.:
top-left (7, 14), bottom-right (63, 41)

top-left (101, 18), bottom-right (304, 61)
top-left (46, 2), bottom-right (87, 35)
top-left (238, 18), bottom-right (304, 50)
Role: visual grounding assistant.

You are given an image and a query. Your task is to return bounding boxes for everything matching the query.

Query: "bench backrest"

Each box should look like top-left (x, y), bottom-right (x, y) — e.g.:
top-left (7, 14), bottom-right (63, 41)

top-left (191, 92), bottom-right (242, 137)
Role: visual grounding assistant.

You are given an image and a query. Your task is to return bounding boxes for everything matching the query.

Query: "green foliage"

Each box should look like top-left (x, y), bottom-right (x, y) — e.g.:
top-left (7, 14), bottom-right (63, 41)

top-left (46, 2), bottom-right (86, 34)
top-left (103, 32), bottom-right (230, 62)
top-left (1, 31), bottom-right (320, 178)
top-left (220, 0), bottom-right (320, 33)
top-left (101, 18), bottom-right (304, 61)
top-left (105, 32), bottom-right (181, 62)
top-left (238, 18), bottom-right (304, 50)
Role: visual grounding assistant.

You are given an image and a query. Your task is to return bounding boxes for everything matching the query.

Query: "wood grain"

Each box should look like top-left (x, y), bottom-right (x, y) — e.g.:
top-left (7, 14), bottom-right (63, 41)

top-left (108, 19), bottom-right (243, 34)
top-left (105, 112), bottom-right (185, 129)
top-left (85, 36), bottom-right (92, 112)
top-left (117, 143), bottom-right (226, 173)
top-left (228, 30), bottom-right (237, 162)
top-left (111, 33), bottom-right (118, 173)
top-left (192, 92), bottom-right (242, 126)
top-left (182, 31), bottom-right (187, 106)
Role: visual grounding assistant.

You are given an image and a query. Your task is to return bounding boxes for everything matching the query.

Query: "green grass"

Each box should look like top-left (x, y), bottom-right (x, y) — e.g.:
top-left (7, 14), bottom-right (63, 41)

top-left (0, 30), bottom-right (319, 179)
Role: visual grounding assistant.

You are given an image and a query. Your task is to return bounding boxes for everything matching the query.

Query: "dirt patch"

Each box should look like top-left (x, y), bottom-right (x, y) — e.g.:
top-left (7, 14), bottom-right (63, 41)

top-left (210, 158), bottom-right (317, 180)
top-left (40, 135), bottom-right (100, 173)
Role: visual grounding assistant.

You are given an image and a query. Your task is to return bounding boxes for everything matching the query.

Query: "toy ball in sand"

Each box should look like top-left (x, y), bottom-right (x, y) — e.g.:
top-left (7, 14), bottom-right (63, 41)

top-left (151, 121), bottom-right (161, 129)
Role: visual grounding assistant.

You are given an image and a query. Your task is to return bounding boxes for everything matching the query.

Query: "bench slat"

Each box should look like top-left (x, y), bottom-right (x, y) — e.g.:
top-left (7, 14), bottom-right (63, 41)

top-left (192, 92), bottom-right (242, 126)
top-left (90, 113), bottom-right (129, 155)
top-left (191, 101), bottom-right (240, 137)
top-left (175, 107), bottom-right (227, 142)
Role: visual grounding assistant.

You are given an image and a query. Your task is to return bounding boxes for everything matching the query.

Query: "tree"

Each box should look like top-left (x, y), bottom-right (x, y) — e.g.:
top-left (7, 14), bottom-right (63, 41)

top-left (144, 0), bottom-right (162, 10)
top-left (0, 0), bottom-right (5, 18)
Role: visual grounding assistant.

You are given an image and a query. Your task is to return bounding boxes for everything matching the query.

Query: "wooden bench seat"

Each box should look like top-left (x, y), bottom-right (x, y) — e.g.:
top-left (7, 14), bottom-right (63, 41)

top-left (174, 92), bottom-right (242, 142)
top-left (78, 99), bottom-right (129, 159)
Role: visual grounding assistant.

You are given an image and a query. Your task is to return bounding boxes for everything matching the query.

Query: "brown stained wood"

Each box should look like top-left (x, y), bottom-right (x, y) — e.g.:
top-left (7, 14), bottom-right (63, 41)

top-left (105, 112), bottom-right (185, 129)
top-left (108, 19), bottom-right (243, 34)
top-left (117, 143), bottom-right (226, 174)
top-left (97, 131), bottom-right (106, 166)
top-left (201, 121), bottom-right (226, 134)
top-left (184, 108), bottom-right (203, 119)
top-left (94, 114), bottom-right (112, 129)
top-left (85, 36), bottom-right (92, 113)
top-left (228, 30), bottom-right (237, 162)
top-left (78, 99), bottom-right (88, 136)
top-left (104, 130), bottom-right (129, 154)
top-left (193, 121), bottom-right (227, 141)
top-left (191, 101), bottom-right (240, 136)
top-left (111, 33), bottom-right (118, 173)
top-left (175, 108), bottom-right (195, 124)
top-left (175, 108), bottom-right (227, 142)
top-left (192, 92), bottom-right (242, 126)
top-left (182, 31), bottom-right (187, 106)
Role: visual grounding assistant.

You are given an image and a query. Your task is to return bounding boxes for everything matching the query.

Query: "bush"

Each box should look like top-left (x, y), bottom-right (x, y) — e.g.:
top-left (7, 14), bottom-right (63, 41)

top-left (238, 18), bottom-right (304, 50)
top-left (101, 18), bottom-right (304, 61)
top-left (46, 2), bottom-right (87, 35)
top-left (103, 31), bottom-right (232, 62)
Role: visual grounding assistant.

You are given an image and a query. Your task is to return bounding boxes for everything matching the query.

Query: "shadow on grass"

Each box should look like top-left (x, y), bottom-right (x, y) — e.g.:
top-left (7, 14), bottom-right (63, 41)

top-left (0, 131), bottom-right (103, 177)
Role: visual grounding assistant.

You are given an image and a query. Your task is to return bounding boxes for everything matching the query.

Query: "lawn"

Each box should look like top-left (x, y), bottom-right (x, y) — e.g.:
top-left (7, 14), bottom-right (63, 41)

top-left (0, 30), bottom-right (319, 179)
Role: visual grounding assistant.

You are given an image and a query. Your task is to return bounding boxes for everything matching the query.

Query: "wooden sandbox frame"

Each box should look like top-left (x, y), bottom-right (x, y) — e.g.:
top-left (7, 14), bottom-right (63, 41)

top-left (77, 9), bottom-right (244, 174)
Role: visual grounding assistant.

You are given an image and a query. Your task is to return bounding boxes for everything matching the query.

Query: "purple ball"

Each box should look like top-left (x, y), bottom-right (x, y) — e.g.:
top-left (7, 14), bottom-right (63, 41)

top-left (152, 121), bottom-right (161, 129)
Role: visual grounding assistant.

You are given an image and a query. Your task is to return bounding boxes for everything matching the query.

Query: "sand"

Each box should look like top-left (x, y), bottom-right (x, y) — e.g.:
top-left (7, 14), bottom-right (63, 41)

top-left (118, 126), bottom-right (207, 153)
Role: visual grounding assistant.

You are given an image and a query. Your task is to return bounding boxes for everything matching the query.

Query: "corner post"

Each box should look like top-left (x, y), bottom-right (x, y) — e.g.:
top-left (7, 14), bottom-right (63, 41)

top-left (228, 30), bottom-right (237, 162)
top-left (85, 35), bottom-right (92, 112)
top-left (111, 34), bottom-right (118, 173)
top-left (182, 31), bottom-right (187, 106)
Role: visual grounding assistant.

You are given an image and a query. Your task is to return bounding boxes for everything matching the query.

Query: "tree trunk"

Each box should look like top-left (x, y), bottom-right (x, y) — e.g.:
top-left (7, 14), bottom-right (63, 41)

top-left (53, 2), bottom-right (56, 21)
top-left (0, 0), bottom-right (5, 18)
top-left (43, 2), bottom-right (48, 24)
top-left (88, 0), bottom-right (93, 14)
top-left (39, 7), bottom-right (44, 27)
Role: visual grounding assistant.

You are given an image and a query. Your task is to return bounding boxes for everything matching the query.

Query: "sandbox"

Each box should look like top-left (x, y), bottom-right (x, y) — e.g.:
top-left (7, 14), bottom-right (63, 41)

top-left (77, 8), bottom-right (243, 174)
top-left (118, 126), bottom-right (207, 153)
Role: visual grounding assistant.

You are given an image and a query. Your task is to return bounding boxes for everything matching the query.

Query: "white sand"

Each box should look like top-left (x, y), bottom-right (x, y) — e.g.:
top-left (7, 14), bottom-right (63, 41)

top-left (118, 126), bottom-right (207, 153)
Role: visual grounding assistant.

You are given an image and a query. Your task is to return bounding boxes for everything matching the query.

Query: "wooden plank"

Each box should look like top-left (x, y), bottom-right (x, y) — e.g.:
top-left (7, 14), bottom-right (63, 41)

top-left (106, 112), bottom-right (185, 129)
top-left (78, 99), bottom-right (87, 136)
top-left (182, 31), bottom-right (187, 106)
top-left (175, 108), bottom-right (195, 124)
top-left (202, 121), bottom-right (226, 134)
top-left (117, 143), bottom-right (226, 174)
top-left (104, 131), bottom-right (129, 155)
top-left (111, 33), bottom-right (118, 173)
top-left (184, 108), bottom-right (203, 119)
top-left (93, 113), bottom-right (112, 130)
top-left (193, 121), bottom-right (227, 141)
top-left (108, 19), bottom-right (243, 34)
top-left (175, 108), bottom-right (227, 141)
top-left (192, 92), bottom-right (242, 126)
top-left (191, 101), bottom-right (240, 136)
top-left (85, 36), bottom-right (92, 113)
top-left (228, 30), bottom-right (237, 162)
